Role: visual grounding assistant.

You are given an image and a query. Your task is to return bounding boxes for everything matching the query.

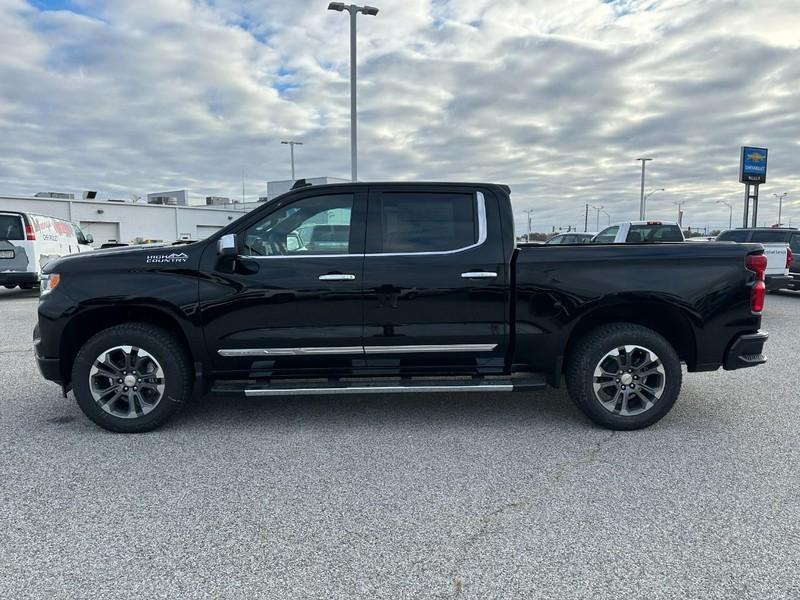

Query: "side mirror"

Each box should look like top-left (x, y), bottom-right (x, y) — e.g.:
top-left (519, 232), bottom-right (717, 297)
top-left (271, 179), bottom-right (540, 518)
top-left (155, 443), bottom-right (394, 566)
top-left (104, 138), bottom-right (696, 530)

top-left (217, 233), bottom-right (238, 257)
top-left (84, 233), bottom-right (94, 244)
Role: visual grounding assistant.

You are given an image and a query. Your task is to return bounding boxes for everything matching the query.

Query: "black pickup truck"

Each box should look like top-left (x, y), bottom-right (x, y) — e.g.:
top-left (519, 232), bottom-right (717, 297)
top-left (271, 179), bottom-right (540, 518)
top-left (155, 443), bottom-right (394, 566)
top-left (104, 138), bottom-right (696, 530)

top-left (35, 182), bottom-right (769, 433)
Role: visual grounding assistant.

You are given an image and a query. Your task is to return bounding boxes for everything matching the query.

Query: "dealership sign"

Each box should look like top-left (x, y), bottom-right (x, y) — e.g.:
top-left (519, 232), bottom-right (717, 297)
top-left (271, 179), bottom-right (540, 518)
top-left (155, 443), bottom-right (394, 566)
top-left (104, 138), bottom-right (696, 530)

top-left (739, 146), bottom-right (768, 184)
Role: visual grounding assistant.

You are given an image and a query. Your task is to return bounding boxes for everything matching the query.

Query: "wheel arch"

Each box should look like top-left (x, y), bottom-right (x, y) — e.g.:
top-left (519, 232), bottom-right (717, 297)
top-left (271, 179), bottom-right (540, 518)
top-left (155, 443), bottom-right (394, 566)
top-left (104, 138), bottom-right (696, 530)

top-left (564, 299), bottom-right (698, 371)
top-left (59, 304), bottom-right (199, 386)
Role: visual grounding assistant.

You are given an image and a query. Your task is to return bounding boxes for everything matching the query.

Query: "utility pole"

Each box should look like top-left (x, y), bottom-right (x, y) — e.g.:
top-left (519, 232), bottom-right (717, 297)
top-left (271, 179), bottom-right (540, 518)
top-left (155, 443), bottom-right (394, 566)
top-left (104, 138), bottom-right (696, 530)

top-left (773, 192), bottom-right (788, 226)
top-left (328, 3), bottom-right (379, 181)
top-left (280, 141), bottom-right (303, 180)
top-left (584, 203), bottom-right (589, 232)
top-left (591, 205), bottom-right (603, 231)
top-left (636, 157), bottom-right (653, 220)
top-left (601, 210), bottom-right (610, 226)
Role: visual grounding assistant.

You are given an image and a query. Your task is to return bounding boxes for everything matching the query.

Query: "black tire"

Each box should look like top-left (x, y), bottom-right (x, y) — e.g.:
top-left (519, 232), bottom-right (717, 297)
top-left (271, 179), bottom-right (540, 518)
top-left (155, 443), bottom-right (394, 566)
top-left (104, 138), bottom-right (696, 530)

top-left (3, 284), bottom-right (16, 289)
top-left (71, 323), bottom-right (193, 433)
top-left (565, 323), bottom-right (681, 430)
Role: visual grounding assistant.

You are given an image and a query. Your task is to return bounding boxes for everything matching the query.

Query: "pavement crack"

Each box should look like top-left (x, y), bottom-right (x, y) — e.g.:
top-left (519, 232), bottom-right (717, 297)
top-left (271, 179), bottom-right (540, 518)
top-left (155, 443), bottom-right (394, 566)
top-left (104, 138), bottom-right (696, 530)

top-left (447, 431), bottom-right (616, 597)
top-left (550, 429), bottom-right (616, 483)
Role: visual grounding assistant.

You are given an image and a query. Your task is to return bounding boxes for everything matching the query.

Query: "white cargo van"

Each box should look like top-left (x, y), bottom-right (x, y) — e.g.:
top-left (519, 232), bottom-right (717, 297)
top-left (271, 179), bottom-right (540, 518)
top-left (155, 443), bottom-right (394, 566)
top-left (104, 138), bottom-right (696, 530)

top-left (0, 211), bottom-right (93, 289)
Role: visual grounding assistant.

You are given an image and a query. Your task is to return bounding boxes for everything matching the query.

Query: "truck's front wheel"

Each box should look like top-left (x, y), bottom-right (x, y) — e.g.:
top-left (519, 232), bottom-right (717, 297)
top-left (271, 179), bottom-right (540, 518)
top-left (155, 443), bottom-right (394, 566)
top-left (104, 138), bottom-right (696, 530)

top-left (566, 323), bottom-right (681, 430)
top-left (71, 324), bottom-right (193, 433)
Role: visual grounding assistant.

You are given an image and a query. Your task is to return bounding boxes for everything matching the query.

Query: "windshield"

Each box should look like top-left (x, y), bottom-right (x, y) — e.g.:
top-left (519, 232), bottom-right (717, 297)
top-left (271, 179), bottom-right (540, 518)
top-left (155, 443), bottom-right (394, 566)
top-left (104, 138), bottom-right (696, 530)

top-left (0, 214), bottom-right (24, 240)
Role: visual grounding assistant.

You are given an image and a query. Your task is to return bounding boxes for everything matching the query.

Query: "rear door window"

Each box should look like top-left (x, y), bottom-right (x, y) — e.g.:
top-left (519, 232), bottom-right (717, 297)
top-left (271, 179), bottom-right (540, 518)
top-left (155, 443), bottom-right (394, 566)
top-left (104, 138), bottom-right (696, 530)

top-left (627, 224), bottom-right (683, 242)
top-left (716, 230), bottom-right (749, 242)
top-left (751, 230), bottom-right (791, 243)
top-left (592, 226), bottom-right (619, 243)
top-left (377, 192), bottom-right (477, 253)
top-left (0, 215), bottom-right (24, 240)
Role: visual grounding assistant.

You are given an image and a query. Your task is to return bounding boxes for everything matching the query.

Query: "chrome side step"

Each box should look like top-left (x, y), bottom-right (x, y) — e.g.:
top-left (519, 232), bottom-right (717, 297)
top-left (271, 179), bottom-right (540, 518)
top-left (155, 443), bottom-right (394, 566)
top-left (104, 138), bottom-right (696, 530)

top-left (211, 374), bottom-right (546, 398)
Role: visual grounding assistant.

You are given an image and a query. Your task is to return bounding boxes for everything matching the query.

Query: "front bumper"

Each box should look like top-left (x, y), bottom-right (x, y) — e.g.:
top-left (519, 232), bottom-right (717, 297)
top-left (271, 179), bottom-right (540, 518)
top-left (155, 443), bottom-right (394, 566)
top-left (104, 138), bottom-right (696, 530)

top-left (33, 323), bottom-right (63, 384)
top-left (0, 271), bottom-right (38, 286)
top-left (724, 330), bottom-right (768, 370)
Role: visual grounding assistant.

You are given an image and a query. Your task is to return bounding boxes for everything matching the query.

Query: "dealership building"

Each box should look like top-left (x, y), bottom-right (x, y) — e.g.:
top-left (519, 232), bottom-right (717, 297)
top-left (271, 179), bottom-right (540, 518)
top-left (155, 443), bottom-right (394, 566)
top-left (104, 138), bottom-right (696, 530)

top-left (0, 177), bottom-right (347, 246)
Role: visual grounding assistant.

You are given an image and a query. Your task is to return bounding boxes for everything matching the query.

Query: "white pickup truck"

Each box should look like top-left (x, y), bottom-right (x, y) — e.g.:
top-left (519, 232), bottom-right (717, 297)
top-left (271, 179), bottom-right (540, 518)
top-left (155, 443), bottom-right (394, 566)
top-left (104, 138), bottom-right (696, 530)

top-left (715, 228), bottom-right (796, 291)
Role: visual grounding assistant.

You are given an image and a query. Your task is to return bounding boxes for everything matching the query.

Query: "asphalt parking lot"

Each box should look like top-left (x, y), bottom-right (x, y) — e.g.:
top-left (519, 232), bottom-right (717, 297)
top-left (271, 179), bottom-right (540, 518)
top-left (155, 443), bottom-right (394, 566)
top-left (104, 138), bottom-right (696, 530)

top-left (1, 287), bottom-right (799, 599)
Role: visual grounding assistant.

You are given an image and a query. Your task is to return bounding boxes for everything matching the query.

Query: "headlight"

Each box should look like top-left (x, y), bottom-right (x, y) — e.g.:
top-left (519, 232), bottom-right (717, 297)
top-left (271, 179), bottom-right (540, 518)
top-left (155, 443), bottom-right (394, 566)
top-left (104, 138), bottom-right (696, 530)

top-left (40, 273), bottom-right (61, 295)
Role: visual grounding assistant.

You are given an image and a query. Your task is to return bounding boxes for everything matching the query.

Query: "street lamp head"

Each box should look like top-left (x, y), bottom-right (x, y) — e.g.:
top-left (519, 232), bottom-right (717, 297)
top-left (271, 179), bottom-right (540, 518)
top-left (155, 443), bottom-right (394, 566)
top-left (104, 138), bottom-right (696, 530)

top-left (360, 5), bottom-right (379, 15)
top-left (328, 2), bottom-right (346, 11)
top-left (636, 157), bottom-right (653, 162)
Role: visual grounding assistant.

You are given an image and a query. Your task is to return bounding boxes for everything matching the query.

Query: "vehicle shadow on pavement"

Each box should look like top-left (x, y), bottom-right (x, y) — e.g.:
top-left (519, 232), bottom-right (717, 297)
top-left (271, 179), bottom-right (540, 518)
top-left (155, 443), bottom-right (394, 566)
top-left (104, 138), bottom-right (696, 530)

top-left (175, 387), bottom-right (586, 431)
top-left (0, 288), bottom-right (39, 300)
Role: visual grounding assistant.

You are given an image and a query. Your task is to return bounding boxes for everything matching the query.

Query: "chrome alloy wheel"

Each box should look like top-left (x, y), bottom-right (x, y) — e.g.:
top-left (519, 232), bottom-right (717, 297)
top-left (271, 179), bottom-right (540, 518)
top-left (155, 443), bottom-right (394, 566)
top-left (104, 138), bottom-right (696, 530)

top-left (89, 345), bottom-right (165, 419)
top-left (592, 345), bottom-right (666, 416)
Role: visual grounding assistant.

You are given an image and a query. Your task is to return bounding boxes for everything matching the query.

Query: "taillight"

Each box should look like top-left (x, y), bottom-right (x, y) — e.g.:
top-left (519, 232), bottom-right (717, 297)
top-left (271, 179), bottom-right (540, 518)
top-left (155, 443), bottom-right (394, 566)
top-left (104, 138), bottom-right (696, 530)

top-left (745, 253), bottom-right (767, 313)
top-left (787, 247), bottom-right (793, 270)
top-left (25, 224), bottom-right (36, 240)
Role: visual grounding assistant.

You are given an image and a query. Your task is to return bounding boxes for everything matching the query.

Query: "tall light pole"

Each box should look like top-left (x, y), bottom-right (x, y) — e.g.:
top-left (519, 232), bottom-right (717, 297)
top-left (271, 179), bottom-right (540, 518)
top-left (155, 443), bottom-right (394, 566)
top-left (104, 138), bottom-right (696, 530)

top-left (643, 188), bottom-right (665, 219)
top-left (591, 205), bottom-right (604, 231)
top-left (523, 209), bottom-right (534, 239)
top-left (280, 140), bottom-right (303, 181)
top-left (773, 192), bottom-right (788, 226)
top-left (636, 157), bottom-right (653, 220)
top-left (328, 3), bottom-right (379, 182)
top-left (673, 200), bottom-right (688, 227)
top-left (601, 210), bottom-right (611, 226)
top-left (716, 200), bottom-right (733, 230)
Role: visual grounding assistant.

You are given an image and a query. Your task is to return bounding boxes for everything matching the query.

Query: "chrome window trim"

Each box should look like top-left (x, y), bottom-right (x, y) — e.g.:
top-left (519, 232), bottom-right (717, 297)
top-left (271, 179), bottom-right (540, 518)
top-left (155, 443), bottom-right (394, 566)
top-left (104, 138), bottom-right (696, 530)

top-left (218, 343), bottom-right (498, 358)
top-left (238, 191), bottom-right (487, 259)
top-left (363, 344), bottom-right (497, 354)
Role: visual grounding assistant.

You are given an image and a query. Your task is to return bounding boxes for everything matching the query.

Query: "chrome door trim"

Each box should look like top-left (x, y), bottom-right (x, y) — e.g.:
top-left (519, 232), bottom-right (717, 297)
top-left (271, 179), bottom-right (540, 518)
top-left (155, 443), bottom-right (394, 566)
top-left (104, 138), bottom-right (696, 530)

top-left (461, 271), bottom-right (498, 279)
top-left (237, 191), bottom-right (487, 259)
top-left (218, 347), bottom-right (364, 357)
top-left (363, 343), bottom-right (497, 354)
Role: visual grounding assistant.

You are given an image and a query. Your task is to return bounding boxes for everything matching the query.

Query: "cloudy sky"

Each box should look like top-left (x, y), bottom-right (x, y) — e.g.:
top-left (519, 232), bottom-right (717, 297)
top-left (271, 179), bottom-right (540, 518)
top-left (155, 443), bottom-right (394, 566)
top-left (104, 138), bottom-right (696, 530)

top-left (1, 0), bottom-right (799, 232)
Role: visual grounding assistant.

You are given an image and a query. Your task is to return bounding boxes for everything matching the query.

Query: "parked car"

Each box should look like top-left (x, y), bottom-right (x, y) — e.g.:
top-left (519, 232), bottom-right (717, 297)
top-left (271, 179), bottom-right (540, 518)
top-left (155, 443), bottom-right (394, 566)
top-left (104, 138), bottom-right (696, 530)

top-left (715, 228), bottom-right (796, 291)
top-left (36, 182), bottom-right (768, 433)
top-left (0, 211), bottom-right (93, 290)
top-left (545, 232), bottom-right (596, 245)
top-left (592, 221), bottom-right (685, 244)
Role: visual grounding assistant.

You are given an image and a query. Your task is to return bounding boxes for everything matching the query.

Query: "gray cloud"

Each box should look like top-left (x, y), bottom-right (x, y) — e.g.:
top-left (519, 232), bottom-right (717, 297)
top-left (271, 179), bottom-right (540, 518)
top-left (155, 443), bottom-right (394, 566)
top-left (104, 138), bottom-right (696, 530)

top-left (0, 0), bottom-right (798, 232)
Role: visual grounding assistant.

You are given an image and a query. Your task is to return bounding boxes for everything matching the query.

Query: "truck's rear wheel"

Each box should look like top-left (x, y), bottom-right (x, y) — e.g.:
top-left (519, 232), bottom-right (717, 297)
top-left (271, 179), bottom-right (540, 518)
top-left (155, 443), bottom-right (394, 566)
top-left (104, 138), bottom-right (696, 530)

top-left (71, 324), bottom-right (192, 433)
top-left (566, 323), bottom-right (681, 430)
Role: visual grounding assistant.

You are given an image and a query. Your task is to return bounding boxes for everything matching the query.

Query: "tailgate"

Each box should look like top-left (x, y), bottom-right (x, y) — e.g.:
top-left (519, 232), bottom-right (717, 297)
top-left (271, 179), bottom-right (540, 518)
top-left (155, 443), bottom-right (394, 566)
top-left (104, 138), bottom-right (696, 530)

top-left (762, 243), bottom-right (789, 275)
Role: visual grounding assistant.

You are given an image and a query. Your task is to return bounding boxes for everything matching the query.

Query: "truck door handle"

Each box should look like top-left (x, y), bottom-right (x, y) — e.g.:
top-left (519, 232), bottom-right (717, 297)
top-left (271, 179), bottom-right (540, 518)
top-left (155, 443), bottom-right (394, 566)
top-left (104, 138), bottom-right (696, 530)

top-left (461, 271), bottom-right (497, 279)
top-left (319, 273), bottom-right (356, 281)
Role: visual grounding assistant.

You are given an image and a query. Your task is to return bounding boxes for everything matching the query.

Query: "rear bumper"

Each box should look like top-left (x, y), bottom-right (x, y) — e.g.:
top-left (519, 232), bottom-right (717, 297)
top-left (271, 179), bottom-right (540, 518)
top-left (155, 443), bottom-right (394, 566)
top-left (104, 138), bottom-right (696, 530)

top-left (784, 273), bottom-right (800, 291)
top-left (0, 271), bottom-right (38, 286)
top-left (765, 274), bottom-right (792, 291)
top-left (724, 330), bottom-right (768, 370)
